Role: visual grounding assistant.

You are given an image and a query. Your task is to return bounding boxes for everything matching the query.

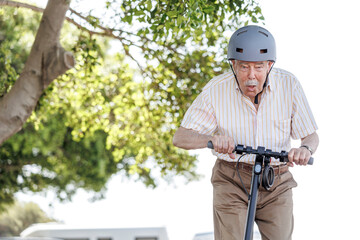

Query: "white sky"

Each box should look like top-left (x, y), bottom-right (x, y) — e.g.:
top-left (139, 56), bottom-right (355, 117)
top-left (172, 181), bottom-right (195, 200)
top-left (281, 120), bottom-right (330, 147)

top-left (16, 0), bottom-right (360, 239)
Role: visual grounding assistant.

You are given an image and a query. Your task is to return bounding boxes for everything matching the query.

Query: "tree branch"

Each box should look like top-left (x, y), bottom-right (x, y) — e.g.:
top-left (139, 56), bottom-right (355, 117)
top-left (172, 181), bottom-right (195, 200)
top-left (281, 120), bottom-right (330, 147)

top-left (1, 1), bottom-right (182, 65)
top-left (0, 0), bottom-right (74, 145)
top-left (0, 0), bottom-right (43, 12)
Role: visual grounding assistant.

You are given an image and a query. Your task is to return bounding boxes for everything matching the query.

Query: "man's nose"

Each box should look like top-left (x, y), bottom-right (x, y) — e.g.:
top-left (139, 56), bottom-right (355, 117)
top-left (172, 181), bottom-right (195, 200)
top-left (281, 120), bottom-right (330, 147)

top-left (248, 67), bottom-right (256, 79)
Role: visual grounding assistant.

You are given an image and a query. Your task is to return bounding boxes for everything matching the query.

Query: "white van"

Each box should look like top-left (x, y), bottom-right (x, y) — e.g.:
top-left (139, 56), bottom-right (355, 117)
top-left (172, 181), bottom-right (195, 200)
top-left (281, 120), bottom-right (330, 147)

top-left (20, 223), bottom-right (169, 240)
top-left (192, 232), bottom-right (214, 240)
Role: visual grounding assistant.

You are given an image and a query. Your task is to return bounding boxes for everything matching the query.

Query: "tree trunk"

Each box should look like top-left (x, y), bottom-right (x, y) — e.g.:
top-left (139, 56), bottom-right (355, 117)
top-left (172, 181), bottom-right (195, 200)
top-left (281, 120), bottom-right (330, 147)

top-left (0, 0), bottom-right (75, 145)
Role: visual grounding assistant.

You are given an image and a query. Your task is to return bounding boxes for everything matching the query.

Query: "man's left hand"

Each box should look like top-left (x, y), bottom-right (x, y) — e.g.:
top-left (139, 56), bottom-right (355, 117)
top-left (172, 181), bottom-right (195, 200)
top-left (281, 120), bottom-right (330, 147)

top-left (287, 147), bottom-right (312, 167)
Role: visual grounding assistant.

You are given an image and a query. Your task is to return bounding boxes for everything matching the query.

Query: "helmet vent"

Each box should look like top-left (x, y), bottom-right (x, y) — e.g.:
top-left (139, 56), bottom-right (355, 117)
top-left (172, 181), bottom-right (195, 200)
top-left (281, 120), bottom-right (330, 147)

top-left (258, 31), bottom-right (268, 37)
top-left (260, 49), bottom-right (268, 54)
top-left (236, 48), bottom-right (244, 53)
top-left (237, 30), bottom-right (247, 36)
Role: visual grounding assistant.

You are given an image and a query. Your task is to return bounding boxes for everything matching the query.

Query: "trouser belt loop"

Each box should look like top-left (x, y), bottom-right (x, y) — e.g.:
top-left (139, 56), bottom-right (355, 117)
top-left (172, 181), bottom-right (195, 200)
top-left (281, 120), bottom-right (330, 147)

top-left (278, 165), bottom-right (281, 177)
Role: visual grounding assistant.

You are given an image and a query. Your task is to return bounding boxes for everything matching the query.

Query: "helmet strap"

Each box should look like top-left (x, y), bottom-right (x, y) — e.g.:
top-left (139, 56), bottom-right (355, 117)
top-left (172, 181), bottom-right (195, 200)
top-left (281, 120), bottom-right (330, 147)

top-left (254, 81), bottom-right (266, 104)
top-left (254, 93), bottom-right (260, 104)
top-left (229, 61), bottom-right (242, 93)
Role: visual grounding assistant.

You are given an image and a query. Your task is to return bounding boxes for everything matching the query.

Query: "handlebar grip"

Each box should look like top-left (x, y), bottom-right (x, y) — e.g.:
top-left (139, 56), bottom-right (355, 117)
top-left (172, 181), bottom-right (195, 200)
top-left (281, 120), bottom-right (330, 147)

top-left (207, 141), bottom-right (214, 149)
top-left (208, 141), bottom-right (314, 165)
top-left (286, 156), bottom-right (314, 165)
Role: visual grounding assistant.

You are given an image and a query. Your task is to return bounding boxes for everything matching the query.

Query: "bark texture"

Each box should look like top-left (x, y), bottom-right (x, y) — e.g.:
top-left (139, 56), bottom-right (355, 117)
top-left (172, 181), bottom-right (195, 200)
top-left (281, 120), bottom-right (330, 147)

top-left (0, 0), bottom-right (74, 145)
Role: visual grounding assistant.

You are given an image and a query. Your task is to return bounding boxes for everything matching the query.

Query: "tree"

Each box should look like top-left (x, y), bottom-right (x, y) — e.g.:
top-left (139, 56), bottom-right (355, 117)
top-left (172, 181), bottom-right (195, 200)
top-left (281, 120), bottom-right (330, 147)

top-left (0, 0), bottom-right (74, 143)
top-left (0, 0), bottom-right (264, 207)
top-left (0, 200), bottom-right (56, 236)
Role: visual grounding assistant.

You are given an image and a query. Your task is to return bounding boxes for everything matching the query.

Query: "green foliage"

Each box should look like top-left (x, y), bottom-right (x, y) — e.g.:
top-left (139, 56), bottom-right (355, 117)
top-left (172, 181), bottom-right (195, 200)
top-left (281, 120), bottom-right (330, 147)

top-left (99, 0), bottom-right (264, 127)
top-left (0, 7), bottom-right (41, 97)
top-left (0, 200), bottom-right (56, 236)
top-left (0, 0), bottom-right (264, 208)
top-left (1, 118), bottom-right (116, 205)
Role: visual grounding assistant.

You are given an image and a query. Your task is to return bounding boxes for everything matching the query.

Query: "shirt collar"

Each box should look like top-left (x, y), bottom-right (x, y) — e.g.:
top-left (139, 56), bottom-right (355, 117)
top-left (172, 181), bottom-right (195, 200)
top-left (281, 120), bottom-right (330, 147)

top-left (266, 72), bottom-right (274, 92)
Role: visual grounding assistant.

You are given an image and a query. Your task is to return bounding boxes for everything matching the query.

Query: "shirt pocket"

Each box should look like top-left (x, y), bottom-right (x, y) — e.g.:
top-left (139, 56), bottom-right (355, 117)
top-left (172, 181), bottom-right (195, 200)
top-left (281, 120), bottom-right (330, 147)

top-left (271, 118), bottom-right (292, 148)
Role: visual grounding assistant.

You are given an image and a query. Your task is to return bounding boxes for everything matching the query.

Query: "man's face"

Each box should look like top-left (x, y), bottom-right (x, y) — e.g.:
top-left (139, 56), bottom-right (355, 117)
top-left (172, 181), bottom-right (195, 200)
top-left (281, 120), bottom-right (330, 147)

top-left (233, 60), bottom-right (273, 102)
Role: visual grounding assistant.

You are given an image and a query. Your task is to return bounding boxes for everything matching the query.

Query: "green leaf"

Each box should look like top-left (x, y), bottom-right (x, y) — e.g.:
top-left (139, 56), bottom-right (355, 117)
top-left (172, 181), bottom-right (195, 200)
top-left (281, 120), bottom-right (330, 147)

top-left (146, 0), bottom-right (152, 11)
top-left (166, 10), bottom-right (178, 18)
top-left (203, 6), bottom-right (215, 14)
top-left (156, 24), bottom-right (164, 30)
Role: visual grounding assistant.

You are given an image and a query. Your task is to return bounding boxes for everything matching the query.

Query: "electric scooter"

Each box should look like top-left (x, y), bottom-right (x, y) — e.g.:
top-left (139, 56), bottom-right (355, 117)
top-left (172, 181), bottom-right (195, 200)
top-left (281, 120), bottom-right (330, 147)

top-left (207, 141), bottom-right (314, 240)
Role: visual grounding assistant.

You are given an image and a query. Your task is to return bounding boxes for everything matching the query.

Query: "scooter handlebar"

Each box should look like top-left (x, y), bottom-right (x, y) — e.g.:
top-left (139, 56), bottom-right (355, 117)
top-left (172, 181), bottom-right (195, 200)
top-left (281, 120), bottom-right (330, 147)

top-left (207, 141), bottom-right (314, 165)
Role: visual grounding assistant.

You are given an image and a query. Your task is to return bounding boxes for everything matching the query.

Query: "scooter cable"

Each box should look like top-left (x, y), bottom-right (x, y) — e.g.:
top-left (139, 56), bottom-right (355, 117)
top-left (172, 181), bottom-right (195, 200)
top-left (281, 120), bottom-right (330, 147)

top-left (236, 154), bottom-right (250, 198)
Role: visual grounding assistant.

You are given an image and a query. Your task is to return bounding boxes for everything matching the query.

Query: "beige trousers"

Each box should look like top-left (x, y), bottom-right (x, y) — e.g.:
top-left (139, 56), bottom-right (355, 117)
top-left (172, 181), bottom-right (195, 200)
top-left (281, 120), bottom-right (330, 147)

top-left (211, 159), bottom-right (298, 240)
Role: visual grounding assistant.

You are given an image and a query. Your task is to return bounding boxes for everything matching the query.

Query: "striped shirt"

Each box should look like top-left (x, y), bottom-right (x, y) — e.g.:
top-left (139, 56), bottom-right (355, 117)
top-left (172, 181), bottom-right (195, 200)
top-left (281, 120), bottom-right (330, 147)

top-left (181, 68), bottom-right (318, 165)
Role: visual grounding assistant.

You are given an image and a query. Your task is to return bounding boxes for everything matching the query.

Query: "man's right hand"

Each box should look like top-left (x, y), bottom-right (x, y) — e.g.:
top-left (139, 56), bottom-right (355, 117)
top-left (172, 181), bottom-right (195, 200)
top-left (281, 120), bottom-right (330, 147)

top-left (173, 127), bottom-right (236, 159)
top-left (210, 135), bottom-right (236, 159)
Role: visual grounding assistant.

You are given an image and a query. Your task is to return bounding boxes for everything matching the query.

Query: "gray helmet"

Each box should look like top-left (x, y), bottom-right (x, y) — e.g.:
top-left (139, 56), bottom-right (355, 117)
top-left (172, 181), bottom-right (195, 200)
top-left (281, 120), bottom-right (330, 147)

top-left (227, 25), bottom-right (276, 62)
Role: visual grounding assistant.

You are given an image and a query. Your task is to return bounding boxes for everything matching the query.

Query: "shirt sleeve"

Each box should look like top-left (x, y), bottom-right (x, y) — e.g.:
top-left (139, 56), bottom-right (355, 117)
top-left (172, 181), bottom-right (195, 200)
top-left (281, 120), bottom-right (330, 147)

top-left (291, 81), bottom-right (318, 139)
top-left (180, 91), bottom-right (218, 135)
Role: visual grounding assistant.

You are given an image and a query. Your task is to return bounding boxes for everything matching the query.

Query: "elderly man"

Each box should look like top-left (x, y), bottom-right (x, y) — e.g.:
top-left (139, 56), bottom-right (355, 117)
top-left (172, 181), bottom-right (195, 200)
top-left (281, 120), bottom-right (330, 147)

top-left (173, 25), bottom-right (319, 240)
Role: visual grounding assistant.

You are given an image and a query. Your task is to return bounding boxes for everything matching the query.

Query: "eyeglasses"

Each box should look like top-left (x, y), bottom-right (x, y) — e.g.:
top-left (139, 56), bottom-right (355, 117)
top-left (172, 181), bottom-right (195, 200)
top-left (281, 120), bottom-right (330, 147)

top-left (236, 63), bottom-right (266, 73)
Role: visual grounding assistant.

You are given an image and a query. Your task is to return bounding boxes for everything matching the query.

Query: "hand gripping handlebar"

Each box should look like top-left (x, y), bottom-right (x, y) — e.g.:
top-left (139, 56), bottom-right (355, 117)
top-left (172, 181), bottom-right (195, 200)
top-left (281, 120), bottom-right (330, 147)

top-left (207, 141), bottom-right (314, 165)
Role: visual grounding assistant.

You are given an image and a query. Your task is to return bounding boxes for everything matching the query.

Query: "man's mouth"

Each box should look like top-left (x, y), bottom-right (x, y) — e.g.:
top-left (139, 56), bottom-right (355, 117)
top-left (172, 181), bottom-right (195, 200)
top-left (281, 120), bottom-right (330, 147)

top-left (247, 85), bottom-right (256, 91)
top-left (244, 80), bottom-right (258, 92)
